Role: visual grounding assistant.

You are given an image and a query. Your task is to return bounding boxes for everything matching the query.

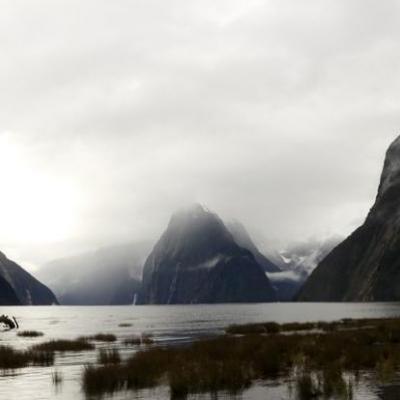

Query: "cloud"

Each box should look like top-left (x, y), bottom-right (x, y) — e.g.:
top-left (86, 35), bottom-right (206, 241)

top-left (0, 0), bottom-right (399, 269)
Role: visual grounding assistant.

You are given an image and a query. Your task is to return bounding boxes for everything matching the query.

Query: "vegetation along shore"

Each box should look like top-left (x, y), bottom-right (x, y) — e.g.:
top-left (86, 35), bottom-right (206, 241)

top-left (4, 317), bottom-right (400, 399)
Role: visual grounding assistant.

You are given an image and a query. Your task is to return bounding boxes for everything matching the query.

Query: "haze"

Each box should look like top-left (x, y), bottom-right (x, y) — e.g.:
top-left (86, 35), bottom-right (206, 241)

top-left (1, 0), bottom-right (399, 271)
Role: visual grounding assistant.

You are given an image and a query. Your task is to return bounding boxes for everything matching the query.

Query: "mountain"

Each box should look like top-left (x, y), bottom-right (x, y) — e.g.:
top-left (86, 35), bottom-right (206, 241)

top-left (297, 135), bottom-right (400, 301)
top-left (138, 204), bottom-right (276, 304)
top-left (227, 221), bottom-right (281, 272)
top-left (0, 275), bottom-right (20, 305)
top-left (0, 251), bottom-right (58, 305)
top-left (37, 242), bottom-right (152, 305)
top-left (267, 237), bottom-right (342, 301)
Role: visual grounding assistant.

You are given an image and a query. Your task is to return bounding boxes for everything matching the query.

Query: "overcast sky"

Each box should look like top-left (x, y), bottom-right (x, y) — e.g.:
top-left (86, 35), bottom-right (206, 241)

top-left (1, 0), bottom-right (400, 271)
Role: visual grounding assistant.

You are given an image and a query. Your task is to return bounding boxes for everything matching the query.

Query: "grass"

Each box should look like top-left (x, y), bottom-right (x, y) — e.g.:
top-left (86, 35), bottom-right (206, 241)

top-left (52, 370), bottom-right (63, 386)
top-left (32, 339), bottom-right (95, 352)
top-left (79, 333), bottom-right (117, 342)
top-left (17, 330), bottom-right (44, 337)
top-left (83, 348), bottom-right (172, 394)
top-left (0, 345), bottom-right (54, 369)
top-left (224, 318), bottom-right (400, 335)
top-left (124, 333), bottom-right (154, 346)
top-left (226, 321), bottom-right (281, 335)
top-left (225, 320), bottom-right (338, 335)
top-left (141, 334), bottom-right (154, 344)
top-left (124, 336), bottom-right (142, 345)
top-left (98, 349), bottom-right (121, 365)
top-left (82, 317), bottom-right (400, 399)
top-left (296, 373), bottom-right (321, 400)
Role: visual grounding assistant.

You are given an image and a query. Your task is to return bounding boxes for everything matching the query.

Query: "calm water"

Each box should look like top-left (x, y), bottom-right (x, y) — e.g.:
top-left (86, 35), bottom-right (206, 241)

top-left (2, 303), bottom-right (400, 400)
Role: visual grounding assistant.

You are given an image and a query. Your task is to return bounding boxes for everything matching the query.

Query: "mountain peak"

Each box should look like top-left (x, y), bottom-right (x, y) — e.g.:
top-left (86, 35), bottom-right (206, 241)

top-left (374, 135), bottom-right (400, 213)
top-left (226, 220), bottom-right (281, 273)
top-left (139, 206), bottom-right (276, 304)
top-left (389, 134), bottom-right (400, 149)
top-left (171, 203), bottom-right (211, 220)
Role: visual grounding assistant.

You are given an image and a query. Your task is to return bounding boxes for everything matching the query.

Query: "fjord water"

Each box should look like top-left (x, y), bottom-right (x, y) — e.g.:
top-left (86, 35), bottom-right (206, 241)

top-left (2, 303), bottom-right (400, 400)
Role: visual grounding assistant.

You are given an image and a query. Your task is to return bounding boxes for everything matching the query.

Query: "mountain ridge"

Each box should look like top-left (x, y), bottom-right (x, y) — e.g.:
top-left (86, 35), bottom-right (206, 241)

top-left (226, 221), bottom-right (281, 273)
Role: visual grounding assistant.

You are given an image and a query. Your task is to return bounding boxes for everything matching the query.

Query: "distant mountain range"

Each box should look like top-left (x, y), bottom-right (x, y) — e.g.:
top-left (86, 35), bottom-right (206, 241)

top-left (37, 242), bottom-right (152, 305)
top-left (138, 204), bottom-right (276, 304)
top-left (0, 251), bottom-right (57, 305)
top-left (267, 237), bottom-right (342, 301)
top-left (298, 135), bottom-right (400, 301)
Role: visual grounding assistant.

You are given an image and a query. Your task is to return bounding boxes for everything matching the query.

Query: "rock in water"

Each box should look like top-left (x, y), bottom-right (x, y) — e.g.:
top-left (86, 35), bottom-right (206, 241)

top-left (297, 135), bottom-right (400, 301)
top-left (139, 204), bottom-right (276, 304)
top-left (0, 251), bottom-right (58, 305)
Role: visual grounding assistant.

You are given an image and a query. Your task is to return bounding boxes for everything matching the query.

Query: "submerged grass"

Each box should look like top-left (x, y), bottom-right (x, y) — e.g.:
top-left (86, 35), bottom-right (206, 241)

top-left (82, 317), bottom-right (400, 399)
top-left (0, 345), bottom-right (54, 369)
top-left (79, 333), bottom-right (117, 342)
top-left (123, 336), bottom-right (141, 345)
top-left (124, 333), bottom-right (154, 346)
top-left (17, 330), bottom-right (44, 338)
top-left (98, 349), bottom-right (121, 365)
top-left (52, 370), bottom-right (63, 386)
top-left (226, 318), bottom-right (400, 335)
top-left (32, 339), bottom-right (95, 352)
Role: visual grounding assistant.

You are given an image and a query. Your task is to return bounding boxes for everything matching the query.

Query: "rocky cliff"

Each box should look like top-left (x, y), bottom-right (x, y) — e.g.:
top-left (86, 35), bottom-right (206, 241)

top-left (0, 274), bottom-right (20, 305)
top-left (0, 251), bottom-right (58, 305)
top-left (297, 136), bottom-right (400, 301)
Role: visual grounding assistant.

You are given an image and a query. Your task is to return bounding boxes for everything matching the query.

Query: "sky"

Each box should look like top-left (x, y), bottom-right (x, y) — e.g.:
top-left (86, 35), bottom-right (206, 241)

top-left (1, 0), bottom-right (400, 271)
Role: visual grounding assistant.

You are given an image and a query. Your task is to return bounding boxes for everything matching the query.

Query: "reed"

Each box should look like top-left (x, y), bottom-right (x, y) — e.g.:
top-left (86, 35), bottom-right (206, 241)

top-left (123, 333), bottom-right (154, 346)
top-left (52, 370), bottom-right (63, 386)
top-left (32, 339), bottom-right (94, 352)
top-left (17, 330), bottom-right (44, 337)
top-left (81, 317), bottom-right (400, 399)
top-left (98, 348), bottom-right (121, 365)
top-left (0, 345), bottom-right (54, 369)
top-left (80, 333), bottom-right (117, 342)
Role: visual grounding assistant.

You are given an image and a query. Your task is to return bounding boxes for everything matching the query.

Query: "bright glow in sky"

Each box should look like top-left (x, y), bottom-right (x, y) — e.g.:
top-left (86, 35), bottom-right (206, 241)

top-left (0, 133), bottom-right (79, 246)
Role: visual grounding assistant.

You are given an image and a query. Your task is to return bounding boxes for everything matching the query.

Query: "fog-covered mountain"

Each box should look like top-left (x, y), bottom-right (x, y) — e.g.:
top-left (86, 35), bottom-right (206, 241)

top-left (139, 204), bottom-right (276, 304)
top-left (298, 136), bottom-right (400, 301)
top-left (226, 221), bottom-right (280, 273)
top-left (267, 237), bottom-right (342, 301)
top-left (37, 242), bottom-right (152, 305)
top-left (0, 251), bottom-right (58, 305)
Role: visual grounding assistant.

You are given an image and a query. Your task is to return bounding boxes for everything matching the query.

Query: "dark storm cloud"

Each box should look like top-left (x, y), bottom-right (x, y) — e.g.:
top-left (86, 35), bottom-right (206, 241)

top-left (0, 0), bottom-right (399, 268)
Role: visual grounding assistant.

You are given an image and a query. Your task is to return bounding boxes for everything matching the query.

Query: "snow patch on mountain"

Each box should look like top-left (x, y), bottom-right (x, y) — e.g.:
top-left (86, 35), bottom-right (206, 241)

top-left (193, 255), bottom-right (227, 270)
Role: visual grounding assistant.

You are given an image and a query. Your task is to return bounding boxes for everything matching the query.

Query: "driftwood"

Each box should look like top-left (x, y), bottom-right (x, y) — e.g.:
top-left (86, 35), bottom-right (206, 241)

top-left (0, 315), bottom-right (18, 330)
